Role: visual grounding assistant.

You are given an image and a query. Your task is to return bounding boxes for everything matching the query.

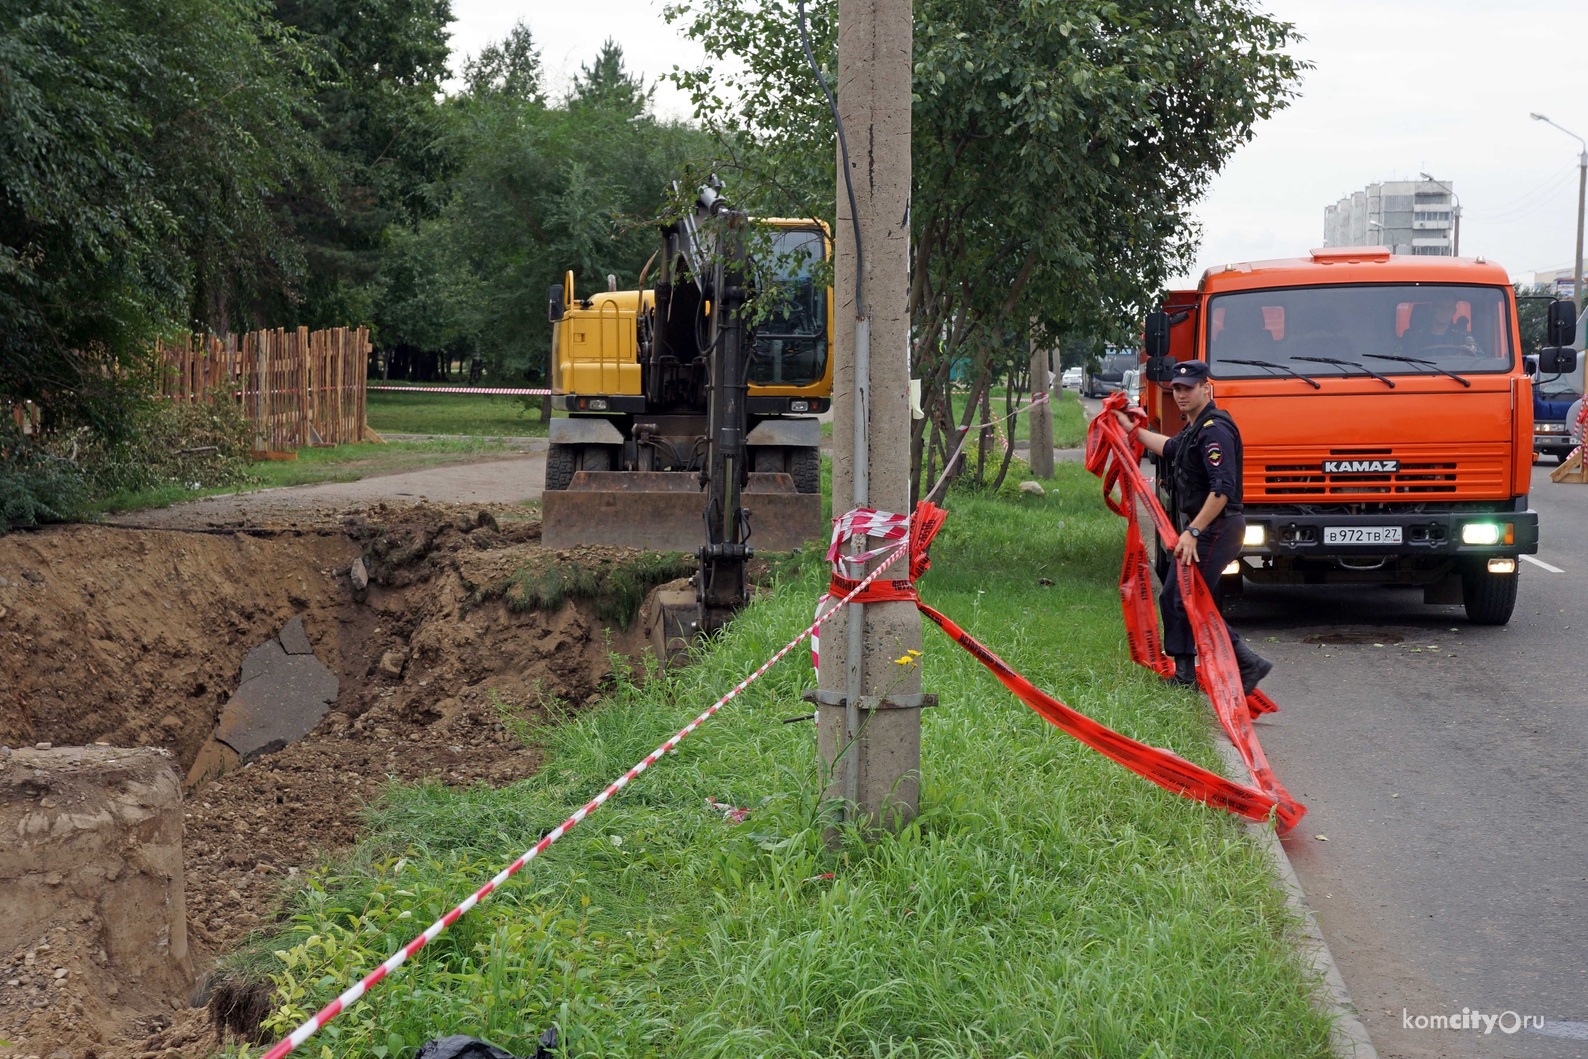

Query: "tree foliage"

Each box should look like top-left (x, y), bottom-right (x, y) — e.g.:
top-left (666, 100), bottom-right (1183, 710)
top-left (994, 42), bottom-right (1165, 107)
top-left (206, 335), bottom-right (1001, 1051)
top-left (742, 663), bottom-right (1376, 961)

top-left (1, 0), bottom-right (323, 436)
top-left (667, 0), bottom-right (1306, 495)
top-left (268, 0), bottom-right (457, 331)
top-left (375, 28), bottom-right (707, 382)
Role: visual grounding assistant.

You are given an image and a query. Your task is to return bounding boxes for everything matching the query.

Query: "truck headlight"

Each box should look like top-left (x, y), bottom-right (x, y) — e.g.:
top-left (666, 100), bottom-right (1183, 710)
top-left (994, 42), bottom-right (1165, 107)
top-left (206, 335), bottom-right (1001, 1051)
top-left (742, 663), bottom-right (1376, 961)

top-left (1242, 524), bottom-right (1266, 547)
top-left (1461, 522), bottom-right (1512, 546)
top-left (1487, 558), bottom-right (1517, 574)
top-left (1222, 561), bottom-right (1242, 576)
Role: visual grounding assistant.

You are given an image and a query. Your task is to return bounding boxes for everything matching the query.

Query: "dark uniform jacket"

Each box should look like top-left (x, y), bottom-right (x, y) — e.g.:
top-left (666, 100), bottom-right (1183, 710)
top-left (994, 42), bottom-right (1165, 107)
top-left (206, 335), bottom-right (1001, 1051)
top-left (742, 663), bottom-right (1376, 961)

top-left (1162, 402), bottom-right (1243, 517)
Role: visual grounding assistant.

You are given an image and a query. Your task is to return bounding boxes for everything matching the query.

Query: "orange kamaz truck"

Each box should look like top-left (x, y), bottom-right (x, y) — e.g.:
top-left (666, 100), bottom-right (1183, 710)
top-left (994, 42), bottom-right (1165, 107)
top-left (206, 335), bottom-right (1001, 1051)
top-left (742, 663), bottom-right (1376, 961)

top-left (1139, 247), bottom-right (1556, 625)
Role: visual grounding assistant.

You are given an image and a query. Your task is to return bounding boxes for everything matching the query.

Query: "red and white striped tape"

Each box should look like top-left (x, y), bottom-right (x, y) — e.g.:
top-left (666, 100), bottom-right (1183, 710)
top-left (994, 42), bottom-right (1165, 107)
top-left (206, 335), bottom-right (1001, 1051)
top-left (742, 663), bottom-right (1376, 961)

top-left (812, 506), bottom-right (913, 672)
top-left (258, 537), bottom-right (909, 1059)
top-left (368, 386), bottom-right (552, 396)
top-left (825, 507), bottom-right (910, 568)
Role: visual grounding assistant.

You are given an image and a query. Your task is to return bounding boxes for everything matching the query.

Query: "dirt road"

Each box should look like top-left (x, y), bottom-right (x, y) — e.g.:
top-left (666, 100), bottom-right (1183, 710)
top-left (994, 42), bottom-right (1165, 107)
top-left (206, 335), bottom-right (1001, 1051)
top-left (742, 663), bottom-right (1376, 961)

top-left (113, 453), bottom-right (547, 528)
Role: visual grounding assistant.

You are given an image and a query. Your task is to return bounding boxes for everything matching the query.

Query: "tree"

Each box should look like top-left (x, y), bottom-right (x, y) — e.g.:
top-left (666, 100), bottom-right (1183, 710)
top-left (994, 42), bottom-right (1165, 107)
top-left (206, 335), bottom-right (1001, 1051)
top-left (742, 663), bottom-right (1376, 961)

top-left (268, 0), bottom-right (457, 331)
top-left (463, 20), bottom-right (542, 102)
top-left (1, 0), bottom-right (323, 438)
top-left (667, 0), bottom-right (1306, 496)
top-left (569, 39), bottom-right (654, 117)
top-left (372, 29), bottom-right (707, 387)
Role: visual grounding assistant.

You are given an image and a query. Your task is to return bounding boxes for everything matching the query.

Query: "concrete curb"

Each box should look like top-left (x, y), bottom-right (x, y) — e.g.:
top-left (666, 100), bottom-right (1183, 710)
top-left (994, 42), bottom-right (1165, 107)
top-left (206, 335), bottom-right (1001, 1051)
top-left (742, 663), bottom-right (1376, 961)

top-left (1215, 737), bottom-right (1379, 1059)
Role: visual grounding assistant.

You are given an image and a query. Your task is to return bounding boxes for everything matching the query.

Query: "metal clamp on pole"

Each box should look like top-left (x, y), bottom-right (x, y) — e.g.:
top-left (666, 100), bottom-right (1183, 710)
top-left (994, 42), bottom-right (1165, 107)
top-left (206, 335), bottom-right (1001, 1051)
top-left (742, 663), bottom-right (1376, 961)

top-left (802, 689), bottom-right (939, 711)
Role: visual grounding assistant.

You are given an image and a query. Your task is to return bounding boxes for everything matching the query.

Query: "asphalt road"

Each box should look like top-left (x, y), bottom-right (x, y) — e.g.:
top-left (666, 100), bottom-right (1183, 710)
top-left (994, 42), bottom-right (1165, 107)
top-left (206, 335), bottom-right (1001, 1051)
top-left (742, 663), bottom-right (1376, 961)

top-left (1225, 464), bottom-right (1588, 1057)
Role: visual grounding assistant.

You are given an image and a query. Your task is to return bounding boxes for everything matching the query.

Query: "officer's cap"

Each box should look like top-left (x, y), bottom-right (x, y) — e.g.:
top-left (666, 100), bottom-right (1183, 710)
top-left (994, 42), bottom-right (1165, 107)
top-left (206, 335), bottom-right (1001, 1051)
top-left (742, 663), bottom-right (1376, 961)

top-left (1169, 360), bottom-right (1211, 386)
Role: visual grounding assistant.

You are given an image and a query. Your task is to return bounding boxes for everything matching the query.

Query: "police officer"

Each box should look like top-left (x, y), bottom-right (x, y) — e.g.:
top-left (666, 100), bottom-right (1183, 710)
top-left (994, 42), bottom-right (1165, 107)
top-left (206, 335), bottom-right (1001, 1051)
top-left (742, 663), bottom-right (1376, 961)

top-left (1114, 360), bottom-right (1272, 693)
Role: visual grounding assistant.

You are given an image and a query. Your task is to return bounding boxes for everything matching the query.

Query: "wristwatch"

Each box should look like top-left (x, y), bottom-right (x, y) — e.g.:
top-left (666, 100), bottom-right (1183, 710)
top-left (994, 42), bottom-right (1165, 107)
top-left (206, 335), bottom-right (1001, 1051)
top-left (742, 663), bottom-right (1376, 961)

top-left (1188, 526), bottom-right (1201, 539)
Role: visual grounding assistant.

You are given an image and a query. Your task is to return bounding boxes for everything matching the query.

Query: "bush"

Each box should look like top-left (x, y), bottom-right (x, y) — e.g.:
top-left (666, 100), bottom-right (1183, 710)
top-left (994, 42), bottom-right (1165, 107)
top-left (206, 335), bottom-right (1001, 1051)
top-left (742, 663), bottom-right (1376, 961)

top-left (73, 391), bottom-right (255, 498)
top-left (0, 437), bottom-right (89, 531)
top-left (0, 391), bottom-right (256, 529)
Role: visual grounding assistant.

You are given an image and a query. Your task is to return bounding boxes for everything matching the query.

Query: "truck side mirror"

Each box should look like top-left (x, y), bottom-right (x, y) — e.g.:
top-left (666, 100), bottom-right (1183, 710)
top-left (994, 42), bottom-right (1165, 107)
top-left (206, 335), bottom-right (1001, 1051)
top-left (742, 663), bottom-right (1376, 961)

top-left (1144, 311), bottom-right (1171, 358)
top-left (1539, 347), bottom-right (1578, 373)
top-left (1547, 299), bottom-right (1576, 346)
top-left (548, 284), bottom-right (566, 323)
top-left (1523, 354), bottom-right (1538, 375)
top-left (1144, 355), bottom-right (1175, 382)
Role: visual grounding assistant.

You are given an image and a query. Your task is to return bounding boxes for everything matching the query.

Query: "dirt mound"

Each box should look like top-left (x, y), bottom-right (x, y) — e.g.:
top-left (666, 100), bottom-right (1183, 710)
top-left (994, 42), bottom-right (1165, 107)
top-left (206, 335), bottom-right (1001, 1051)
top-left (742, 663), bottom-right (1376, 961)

top-left (0, 523), bottom-right (356, 767)
top-left (0, 503), bottom-right (671, 1059)
top-left (0, 747), bottom-right (192, 1059)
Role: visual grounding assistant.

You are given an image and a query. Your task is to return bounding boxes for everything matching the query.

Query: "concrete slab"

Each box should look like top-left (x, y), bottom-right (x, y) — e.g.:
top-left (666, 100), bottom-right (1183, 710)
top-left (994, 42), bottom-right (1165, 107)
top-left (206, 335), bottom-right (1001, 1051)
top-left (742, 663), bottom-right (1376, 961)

top-left (211, 619), bottom-right (338, 762)
top-left (278, 615), bottom-right (314, 655)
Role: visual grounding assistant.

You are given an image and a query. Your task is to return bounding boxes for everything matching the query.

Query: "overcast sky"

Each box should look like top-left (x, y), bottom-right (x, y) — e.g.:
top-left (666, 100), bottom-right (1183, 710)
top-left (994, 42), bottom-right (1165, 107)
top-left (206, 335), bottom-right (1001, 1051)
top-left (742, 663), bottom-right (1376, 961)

top-left (448, 0), bottom-right (1588, 286)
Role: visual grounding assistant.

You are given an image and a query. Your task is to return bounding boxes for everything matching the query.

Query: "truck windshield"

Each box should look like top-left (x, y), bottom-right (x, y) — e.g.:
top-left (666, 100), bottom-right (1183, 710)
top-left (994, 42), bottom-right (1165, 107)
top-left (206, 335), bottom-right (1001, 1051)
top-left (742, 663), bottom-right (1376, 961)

top-left (1206, 284), bottom-right (1513, 379)
top-left (750, 228), bottom-right (827, 386)
top-left (1097, 352), bottom-right (1138, 381)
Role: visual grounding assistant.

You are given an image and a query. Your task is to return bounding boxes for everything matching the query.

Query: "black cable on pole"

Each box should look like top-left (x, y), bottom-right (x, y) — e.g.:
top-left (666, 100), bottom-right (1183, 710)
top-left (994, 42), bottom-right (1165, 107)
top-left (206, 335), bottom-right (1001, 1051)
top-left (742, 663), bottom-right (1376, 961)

top-left (796, 0), bottom-right (865, 320)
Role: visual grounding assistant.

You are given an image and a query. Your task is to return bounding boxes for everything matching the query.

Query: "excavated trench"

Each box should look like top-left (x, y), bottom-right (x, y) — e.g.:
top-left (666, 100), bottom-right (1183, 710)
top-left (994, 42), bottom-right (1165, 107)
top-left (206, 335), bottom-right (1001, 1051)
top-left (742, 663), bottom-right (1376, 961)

top-left (0, 504), bottom-right (672, 1059)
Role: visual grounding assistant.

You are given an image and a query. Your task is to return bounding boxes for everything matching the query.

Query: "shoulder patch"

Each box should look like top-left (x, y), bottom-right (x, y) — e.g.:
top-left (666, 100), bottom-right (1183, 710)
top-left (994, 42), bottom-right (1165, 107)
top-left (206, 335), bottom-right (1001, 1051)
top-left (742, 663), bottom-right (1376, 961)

top-left (1206, 442), bottom-right (1223, 466)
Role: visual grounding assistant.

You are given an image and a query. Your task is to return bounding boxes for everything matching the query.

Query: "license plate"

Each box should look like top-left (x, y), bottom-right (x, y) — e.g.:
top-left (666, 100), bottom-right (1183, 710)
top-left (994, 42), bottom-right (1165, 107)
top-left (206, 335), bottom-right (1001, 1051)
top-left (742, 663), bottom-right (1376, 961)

top-left (1324, 526), bottom-right (1402, 545)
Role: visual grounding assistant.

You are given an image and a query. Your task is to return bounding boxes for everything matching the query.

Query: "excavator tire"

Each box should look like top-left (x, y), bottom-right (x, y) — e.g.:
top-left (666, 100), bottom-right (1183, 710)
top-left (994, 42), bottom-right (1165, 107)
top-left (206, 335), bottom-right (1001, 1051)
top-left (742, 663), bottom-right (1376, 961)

top-left (791, 446), bottom-right (821, 494)
top-left (546, 443), bottom-right (577, 491)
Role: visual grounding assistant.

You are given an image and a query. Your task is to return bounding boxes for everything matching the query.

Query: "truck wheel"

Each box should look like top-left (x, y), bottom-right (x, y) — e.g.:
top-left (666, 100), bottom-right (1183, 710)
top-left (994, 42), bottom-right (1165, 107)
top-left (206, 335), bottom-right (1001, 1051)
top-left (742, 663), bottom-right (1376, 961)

top-left (790, 446), bottom-right (821, 494)
top-left (1462, 563), bottom-right (1518, 625)
top-left (579, 446), bottom-right (612, 472)
top-left (546, 443), bottom-right (577, 491)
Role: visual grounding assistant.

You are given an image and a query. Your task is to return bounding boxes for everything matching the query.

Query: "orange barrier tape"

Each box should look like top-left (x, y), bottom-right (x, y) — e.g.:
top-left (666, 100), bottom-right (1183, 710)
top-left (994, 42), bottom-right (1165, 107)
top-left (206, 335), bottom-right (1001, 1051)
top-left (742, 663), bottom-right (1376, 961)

top-left (828, 498), bottom-right (1294, 827)
top-left (1084, 394), bottom-right (1304, 831)
top-left (917, 601), bottom-right (1283, 822)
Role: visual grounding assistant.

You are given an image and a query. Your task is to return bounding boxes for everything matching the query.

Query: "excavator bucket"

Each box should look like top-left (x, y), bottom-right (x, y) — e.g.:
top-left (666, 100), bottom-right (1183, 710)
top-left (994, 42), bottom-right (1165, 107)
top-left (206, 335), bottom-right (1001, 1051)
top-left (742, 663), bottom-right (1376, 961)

top-left (541, 471), bottom-right (824, 551)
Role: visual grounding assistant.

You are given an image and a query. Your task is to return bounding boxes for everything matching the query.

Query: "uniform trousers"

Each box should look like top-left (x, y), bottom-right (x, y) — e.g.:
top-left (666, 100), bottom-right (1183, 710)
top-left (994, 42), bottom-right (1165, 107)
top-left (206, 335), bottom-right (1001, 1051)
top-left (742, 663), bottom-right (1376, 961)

top-left (1160, 513), bottom-right (1246, 657)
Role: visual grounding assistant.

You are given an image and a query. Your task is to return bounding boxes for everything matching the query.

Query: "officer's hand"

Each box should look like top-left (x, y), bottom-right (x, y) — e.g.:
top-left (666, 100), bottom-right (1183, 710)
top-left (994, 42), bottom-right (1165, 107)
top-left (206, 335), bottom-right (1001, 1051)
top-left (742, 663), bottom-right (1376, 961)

top-left (1113, 410), bottom-right (1134, 431)
top-left (1174, 529), bottom-right (1199, 565)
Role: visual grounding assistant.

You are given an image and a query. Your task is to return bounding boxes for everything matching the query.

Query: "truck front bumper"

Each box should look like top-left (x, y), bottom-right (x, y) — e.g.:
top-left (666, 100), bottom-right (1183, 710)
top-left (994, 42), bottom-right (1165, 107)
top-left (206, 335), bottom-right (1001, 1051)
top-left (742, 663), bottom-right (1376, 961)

top-left (1239, 509), bottom-right (1539, 559)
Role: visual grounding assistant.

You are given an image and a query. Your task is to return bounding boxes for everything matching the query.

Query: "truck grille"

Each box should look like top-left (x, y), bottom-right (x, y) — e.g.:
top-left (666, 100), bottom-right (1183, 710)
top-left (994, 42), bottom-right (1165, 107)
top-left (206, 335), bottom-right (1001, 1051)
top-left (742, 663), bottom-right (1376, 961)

top-left (1253, 448), bottom-right (1505, 499)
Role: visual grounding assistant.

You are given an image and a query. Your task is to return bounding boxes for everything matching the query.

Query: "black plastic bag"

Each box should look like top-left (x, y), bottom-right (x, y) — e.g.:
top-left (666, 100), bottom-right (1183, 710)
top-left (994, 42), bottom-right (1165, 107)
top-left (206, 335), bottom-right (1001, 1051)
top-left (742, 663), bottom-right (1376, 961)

top-left (413, 1028), bottom-right (558, 1059)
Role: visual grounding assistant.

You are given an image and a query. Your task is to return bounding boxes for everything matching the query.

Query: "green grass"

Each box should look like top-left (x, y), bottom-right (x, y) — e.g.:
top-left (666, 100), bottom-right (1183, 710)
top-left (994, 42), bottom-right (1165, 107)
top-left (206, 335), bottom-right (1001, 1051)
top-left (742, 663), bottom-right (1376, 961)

top-left (238, 467), bottom-right (1330, 1059)
top-left (91, 440), bottom-right (524, 514)
top-left (945, 387), bottom-right (1090, 448)
top-left (367, 387), bottom-right (561, 437)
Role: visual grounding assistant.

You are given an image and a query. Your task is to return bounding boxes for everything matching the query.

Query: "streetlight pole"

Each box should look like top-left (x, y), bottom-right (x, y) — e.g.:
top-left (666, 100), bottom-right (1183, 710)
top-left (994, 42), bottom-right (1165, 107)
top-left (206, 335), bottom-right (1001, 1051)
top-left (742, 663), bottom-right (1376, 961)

top-left (1419, 172), bottom-right (1460, 257)
top-left (1532, 113), bottom-right (1588, 312)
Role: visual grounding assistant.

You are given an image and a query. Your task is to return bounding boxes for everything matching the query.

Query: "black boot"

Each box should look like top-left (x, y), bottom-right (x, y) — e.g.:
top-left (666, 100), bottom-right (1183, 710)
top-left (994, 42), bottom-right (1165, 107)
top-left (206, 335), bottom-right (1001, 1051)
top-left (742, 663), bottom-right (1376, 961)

top-left (1163, 654), bottom-right (1197, 688)
top-left (1232, 641), bottom-right (1273, 696)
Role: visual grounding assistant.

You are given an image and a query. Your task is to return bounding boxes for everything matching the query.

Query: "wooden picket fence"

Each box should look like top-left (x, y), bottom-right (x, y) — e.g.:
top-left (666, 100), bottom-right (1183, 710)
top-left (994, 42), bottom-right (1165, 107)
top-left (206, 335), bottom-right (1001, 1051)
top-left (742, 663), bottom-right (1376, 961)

top-left (156, 326), bottom-right (372, 450)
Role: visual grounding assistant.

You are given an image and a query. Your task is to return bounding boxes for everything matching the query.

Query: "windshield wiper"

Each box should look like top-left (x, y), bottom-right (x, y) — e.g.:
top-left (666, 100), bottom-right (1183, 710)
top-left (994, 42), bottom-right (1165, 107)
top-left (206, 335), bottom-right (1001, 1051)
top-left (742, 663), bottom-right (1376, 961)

top-left (1362, 354), bottom-right (1471, 387)
top-left (1220, 359), bottom-right (1322, 389)
top-left (1292, 356), bottom-right (1396, 388)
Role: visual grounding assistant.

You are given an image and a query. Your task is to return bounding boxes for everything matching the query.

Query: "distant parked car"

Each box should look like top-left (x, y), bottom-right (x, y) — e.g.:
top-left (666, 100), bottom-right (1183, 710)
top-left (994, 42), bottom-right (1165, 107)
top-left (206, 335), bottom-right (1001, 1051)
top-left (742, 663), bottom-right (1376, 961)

top-left (1061, 367), bottom-right (1082, 390)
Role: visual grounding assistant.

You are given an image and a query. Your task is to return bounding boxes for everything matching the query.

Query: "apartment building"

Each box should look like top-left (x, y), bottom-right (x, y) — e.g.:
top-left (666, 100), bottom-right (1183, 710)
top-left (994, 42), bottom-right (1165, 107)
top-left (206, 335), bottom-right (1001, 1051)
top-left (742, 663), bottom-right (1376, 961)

top-left (1323, 178), bottom-right (1457, 255)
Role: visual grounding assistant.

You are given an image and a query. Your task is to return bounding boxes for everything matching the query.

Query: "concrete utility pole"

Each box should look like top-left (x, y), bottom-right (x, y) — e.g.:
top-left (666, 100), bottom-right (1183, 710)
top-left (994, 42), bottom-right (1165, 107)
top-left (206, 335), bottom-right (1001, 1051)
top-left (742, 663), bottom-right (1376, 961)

top-left (1027, 337), bottom-right (1054, 478)
top-left (817, 0), bottom-right (921, 830)
top-left (1531, 113), bottom-right (1588, 311)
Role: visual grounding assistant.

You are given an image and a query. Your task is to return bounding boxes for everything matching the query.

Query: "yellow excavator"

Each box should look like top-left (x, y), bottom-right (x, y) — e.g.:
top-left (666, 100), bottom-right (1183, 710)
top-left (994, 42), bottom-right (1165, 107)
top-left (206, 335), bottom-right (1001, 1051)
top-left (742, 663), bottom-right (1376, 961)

top-left (542, 180), bottom-right (831, 636)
